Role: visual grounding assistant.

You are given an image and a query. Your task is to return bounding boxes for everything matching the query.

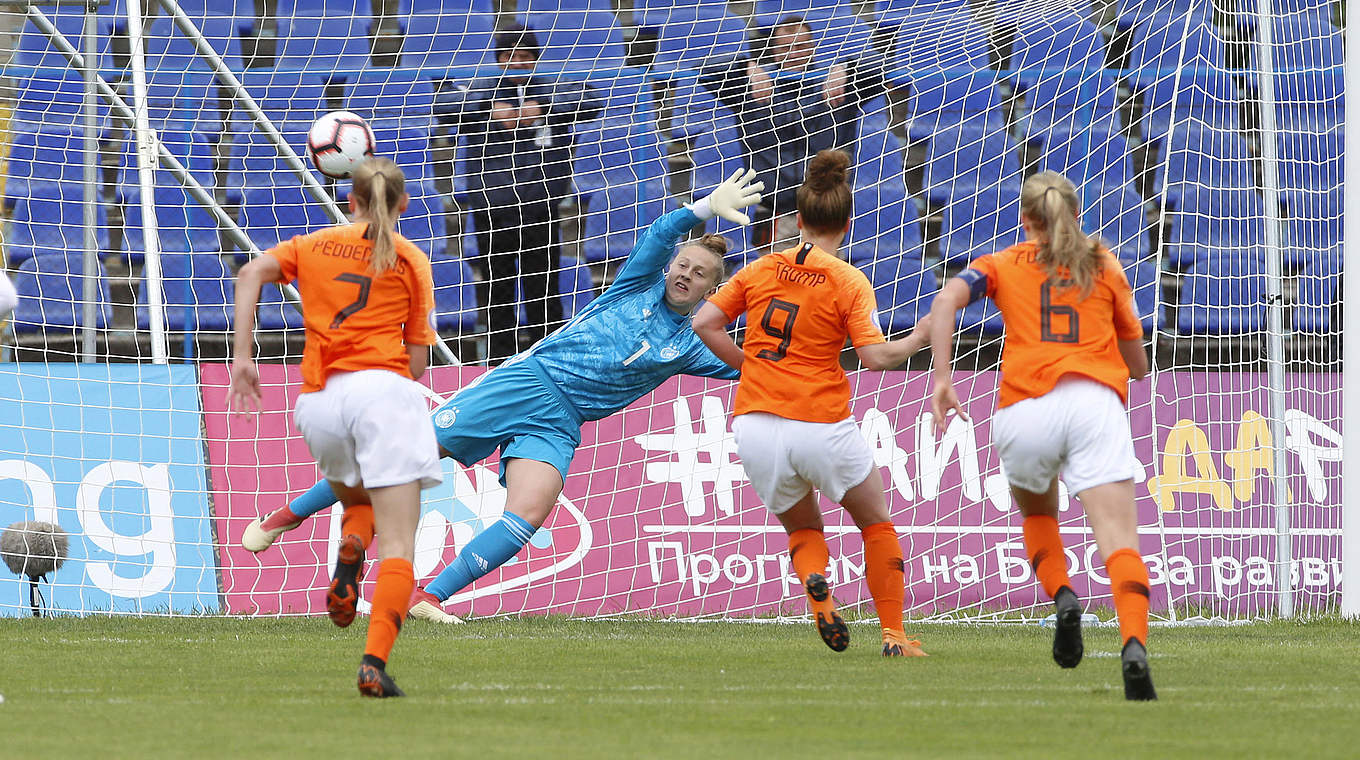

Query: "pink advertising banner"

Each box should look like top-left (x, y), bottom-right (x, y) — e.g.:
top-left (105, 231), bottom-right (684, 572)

top-left (199, 366), bottom-right (1341, 618)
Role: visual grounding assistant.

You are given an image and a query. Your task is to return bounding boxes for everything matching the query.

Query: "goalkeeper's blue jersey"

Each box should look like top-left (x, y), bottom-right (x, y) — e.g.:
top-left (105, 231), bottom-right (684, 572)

top-left (519, 207), bottom-right (738, 422)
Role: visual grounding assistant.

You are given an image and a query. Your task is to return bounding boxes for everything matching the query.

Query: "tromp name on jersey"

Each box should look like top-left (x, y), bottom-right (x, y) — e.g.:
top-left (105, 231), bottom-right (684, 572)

top-left (775, 263), bottom-right (827, 288)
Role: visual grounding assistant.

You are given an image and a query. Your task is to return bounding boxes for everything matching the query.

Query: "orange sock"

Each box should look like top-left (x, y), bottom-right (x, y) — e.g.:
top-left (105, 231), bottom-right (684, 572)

top-left (364, 558), bottom-right (414, 663)
top-left (788, 529), bottom-right (830, 583)
top-left (861, 522), bottom-right (905, 635)
top-left (341, 504), bottom-right (375, 550)
top-left (1105, 548), bottom-right (1151, 646)
top-left (1023, 515), bottom-right (1071, 599)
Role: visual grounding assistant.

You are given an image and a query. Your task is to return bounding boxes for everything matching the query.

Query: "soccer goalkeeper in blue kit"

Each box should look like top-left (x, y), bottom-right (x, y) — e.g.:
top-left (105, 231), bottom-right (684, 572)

top-left (243, 170), bottom-right (765, 621)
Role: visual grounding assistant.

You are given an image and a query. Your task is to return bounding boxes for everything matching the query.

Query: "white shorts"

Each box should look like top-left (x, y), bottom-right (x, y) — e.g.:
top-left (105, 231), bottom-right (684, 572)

top-left (293, 369), bottom-right (443, 490)
top-left (732, 412), bottom-right (874, 514)
top-left (992, 376), bottom-right (1137, 495)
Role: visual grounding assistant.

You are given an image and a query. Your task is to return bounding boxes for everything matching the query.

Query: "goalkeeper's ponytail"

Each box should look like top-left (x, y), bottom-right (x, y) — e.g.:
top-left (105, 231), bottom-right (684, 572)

top-left (352, 158), bottom-right (406, 275)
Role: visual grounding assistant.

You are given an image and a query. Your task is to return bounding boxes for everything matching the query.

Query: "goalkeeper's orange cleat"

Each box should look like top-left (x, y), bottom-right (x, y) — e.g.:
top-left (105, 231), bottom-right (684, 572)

top-left (241, 508), bottom-right (301, 553)
top-left (804, 573), bottom-right (849, 652)
top-left (326, 534), bottom-right (365, 628)
top-left (882, 629), bottom-right (928, 657)
top-left (407, 586), bottom-right (464, 624)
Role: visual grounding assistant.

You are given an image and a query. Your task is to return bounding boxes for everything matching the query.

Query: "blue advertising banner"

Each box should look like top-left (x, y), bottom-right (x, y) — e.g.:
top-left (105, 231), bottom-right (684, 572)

top-left (0, 364), bottom-right (218, 615)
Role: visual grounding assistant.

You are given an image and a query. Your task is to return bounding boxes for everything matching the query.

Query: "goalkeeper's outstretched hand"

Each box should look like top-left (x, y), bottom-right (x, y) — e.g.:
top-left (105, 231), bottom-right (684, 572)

top-left (703, 169), bottom-right (765, 226)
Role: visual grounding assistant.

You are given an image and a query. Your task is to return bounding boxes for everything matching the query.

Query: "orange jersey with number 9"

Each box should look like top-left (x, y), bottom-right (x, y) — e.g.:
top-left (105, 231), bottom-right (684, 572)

top-left (960, 241), bottom-right (1143, 408)
top-left (269, 223), bottom-right (437, 392)
top-left (707, 242), bottom-right (886, 423)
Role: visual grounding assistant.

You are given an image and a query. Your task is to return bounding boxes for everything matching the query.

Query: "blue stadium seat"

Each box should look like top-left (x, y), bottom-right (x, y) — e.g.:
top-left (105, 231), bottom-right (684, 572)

top-left (429, 254), bottom-right (479, 333)
top-left (923, 127), bottom-right (1022, 207)
top-left (1113, 0), bottom-right (1205, 34)
top-left (1285, 189), bottom-right (1341, 271)
top-left (12, 71), bottom-right (91, 134)
top-left (643, 5), bottom-right (748, 71)
top-left (1005, 9), bottom-right (1106, 85)
top-left (876, 0), bottom-right (970, 25)
top-left (6, 196), bottom-right (110, 267)
top-left (518, 0), bottom-right (614, 11)
top-left (119, 130), bottom-right (222, 260)
top-left (1123, 255), bottom-right (1161, 331)
top-left (1250, 13), bottom-right (1342, 72)
top-left (1134, 68), bottom-right (1238, 145)
top-left (1293, 246), bottom-right (1340, 334)
top-left (14, 12), bottom-right (113, 70)
top-left (956, 297), bottom-right (1005, 334)
top-left (175, 0), bottom-right (253, 16)
top-left (10, 252), bottom-right (112, 334)
top-left (398, 1), bottom-right (496, 72)
top-left (400, 0), bottom-right (495, 12)
top-left (865, 254), bottom-right (938, 332)
top-left (1278, 131), bottom-right (1341, 197)
top-left (276, 14), bottom-right (372, 74)
top-left (1126, 12), bottom-right (1226, 92)
top-left (888, 4), bottom-right (989, 75)
top-left (396, 192), bottom-right (449, 258)
top-left (1176, 254), bottom-right (1267, 335)
top-left (904, 71), bottom-right (1003, 143)
top-left (135, 252), bottom-right (234, 332)
top-left (237, 186), bottom-right (331, 257)
top-left (682, 100), bottom-right (753, 263)
top-left (4, 130), bottom-right (88, 209)
top-left (558, 257), bottom-right (597, 319)
top-left (754, 0), bottom-right (856, 26)
top-left (1153, 123), bottom-right (1256, 206)
top-left (522, 10), bottom-right (628, 74)
top-left (939, 191), bottom-right (1022, 266)
top-left (236, 70), bottom-right (329, 130)
top-left (581, 181), bottom-right (669, 263)
top-left (850, 127), bottom-right (921, 265)
top-left (144, 14), bottom-right (244, 72)
top-left (1038, 130), bottom-right (1137, 205)
top-left (145, 70), bottom-right (222, 137)
top-left (344, 68), bottom-right (437, 135)
top-left (1274, 69), bottom-right (1341, 132)
top-left (1163, 188), bottom-right (1264, 270)
top-left (257, 282), bottom-right (305, 330)
top-left (278, 0), bottom-right (367, 18)
top-left (573, 76), bottom-right (667, 201)
top-left (1021, 71), bottom-right (1121, 149)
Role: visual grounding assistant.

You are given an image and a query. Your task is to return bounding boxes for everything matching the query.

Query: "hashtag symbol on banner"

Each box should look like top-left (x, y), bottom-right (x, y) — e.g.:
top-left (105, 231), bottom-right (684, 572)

top-left (633, 395), bottom-right (747, 518)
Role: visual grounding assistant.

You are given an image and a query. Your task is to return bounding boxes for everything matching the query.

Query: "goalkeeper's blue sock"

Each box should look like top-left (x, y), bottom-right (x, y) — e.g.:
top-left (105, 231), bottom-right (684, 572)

top-left (287, 479), bottom-right (338, 520)
top-left (424, 512), bottom-right (536, 601)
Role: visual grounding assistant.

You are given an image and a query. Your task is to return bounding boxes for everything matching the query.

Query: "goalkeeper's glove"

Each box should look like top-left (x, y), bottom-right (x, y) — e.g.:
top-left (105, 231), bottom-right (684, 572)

top-left (686, 168), bottom-right (765, 226)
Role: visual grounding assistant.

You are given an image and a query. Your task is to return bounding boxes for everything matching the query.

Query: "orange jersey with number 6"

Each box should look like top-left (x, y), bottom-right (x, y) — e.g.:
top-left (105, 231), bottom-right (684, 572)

top-left (707, 242), bottom-right (886, 423)
top-left (960, 241), bottom-right (1143, 408)
top-left (269, 223), bottom-right (437, 392)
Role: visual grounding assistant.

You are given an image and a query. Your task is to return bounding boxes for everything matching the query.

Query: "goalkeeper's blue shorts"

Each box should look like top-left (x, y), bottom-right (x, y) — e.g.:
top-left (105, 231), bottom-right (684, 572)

top-left (430, 357), bottom-right (583, 487)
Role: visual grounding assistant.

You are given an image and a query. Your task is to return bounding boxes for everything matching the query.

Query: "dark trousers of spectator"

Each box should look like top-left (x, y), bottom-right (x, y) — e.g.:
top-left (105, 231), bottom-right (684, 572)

top-left (473, 201), bottom-right (563, 364)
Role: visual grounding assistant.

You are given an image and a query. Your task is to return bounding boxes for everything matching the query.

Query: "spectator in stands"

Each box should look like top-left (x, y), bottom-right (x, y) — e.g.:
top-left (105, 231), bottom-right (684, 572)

top-left (437, 24), bottom-right (603, 364)
top-left (699, 15), bottom-right (887, 253)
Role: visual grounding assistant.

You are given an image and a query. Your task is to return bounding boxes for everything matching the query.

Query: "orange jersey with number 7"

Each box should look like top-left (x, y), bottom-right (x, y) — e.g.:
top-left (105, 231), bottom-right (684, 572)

top-left (960, 240), bottom-right (1143, 408)
top-left (269, 223), bottom-right (437, 393)
top-left (706, 242), bottom-right (886, 423)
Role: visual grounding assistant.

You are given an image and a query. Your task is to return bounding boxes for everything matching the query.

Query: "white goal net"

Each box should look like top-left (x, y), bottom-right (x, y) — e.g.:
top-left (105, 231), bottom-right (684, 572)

top-left (0, 0), bottom-right (1345, 621)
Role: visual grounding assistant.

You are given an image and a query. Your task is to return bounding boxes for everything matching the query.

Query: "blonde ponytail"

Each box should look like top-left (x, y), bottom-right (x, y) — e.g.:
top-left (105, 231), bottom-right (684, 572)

top-left (1020, 171), bottom-right (1102, 298)
top-left (351, 157), bottom-right (406, 275)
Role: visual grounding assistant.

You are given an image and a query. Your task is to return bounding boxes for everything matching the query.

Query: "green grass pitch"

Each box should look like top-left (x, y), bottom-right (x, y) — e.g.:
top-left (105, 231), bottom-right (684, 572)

top-left (2, 616), bottom-right (1356, 758)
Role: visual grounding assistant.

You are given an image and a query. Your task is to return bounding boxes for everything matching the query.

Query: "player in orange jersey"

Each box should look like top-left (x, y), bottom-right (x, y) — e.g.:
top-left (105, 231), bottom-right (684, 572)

top-left (227, 158), bottom-right (441, 698)
top-left (693, 150), bottom-right (932, 657)
top-left (927, 170), bottom-right (1156, 700)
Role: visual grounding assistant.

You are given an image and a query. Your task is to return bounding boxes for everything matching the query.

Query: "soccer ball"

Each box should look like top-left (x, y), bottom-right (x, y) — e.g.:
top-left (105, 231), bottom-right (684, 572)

top-left (306, 111), bottom-right (375, 179)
